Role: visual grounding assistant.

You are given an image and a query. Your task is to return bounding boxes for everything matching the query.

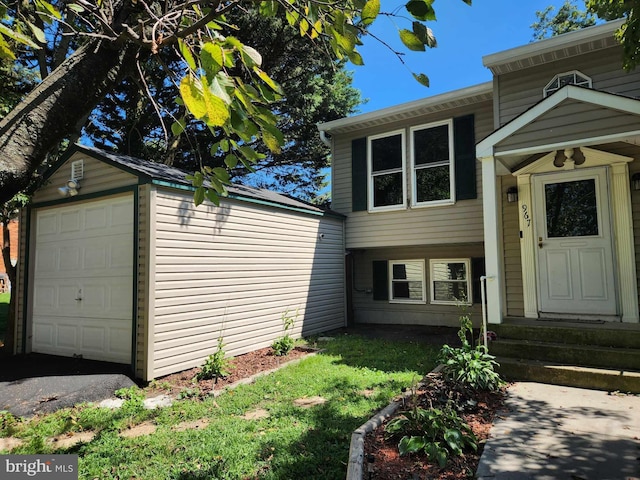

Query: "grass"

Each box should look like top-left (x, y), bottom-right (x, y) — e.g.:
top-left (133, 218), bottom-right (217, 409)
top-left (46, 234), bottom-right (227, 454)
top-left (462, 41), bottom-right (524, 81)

top-left (0, 334), bottom-right (440, 479)
top-left (0, 291), bottom-right (9, 346)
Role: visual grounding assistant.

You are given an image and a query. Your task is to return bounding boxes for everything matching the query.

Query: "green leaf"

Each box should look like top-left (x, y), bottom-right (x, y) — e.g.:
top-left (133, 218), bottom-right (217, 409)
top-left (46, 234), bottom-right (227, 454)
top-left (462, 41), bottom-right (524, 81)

top-left (253, 67), bottom-right (283, 94)
top-left (224, 154), bottom-right (239, 169)
top-left (413, 72), bottom-right (430, 87)
top-left (413, 22), bottom-right (437, 48)
top-left (259, 0), bottom-right (278, 17)
top-left (241, 45), bottom-right (262, 68)
top-left (66, 3), bottom-right (85, 13)
top-left (194, 186), bottom-right (205, 206)
top-left (0, 23), bottom-right (40, 49)
top-left (201, 76), bottom-right (230, 127)
top-left (347, 49), bottom-right (364, 66)
top-left (205, 189), bottom-right (220, 206)
top-left (178, 39), bottom-right (197, 70)
top-left (399, 29), bottom-right (426, 51)
top-left (212, 167), bottom-right (230, 183)
top-left (180, 76), bottom-right (207, 119)
top-left (398, 436), bottom-right (425, 455)
top-left (35, 0), bottom-right (61, 19)
top-left (406, 0), bottom-right (437, 21)
top-left (361, 0), bottom-right (380, 25)
top-left (201, 42), bottom-right (224, 77)
top-left (171, 119), bottom-right (186, 136)
top-left (238, 146), bottom-right (265, 162)
top-left (0, 35), bottom-right (15, 60)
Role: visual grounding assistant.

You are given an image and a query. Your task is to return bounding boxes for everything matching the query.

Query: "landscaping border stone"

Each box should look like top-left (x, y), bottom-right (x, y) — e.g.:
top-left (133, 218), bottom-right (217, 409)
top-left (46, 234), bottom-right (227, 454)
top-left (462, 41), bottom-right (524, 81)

top-left (346, 364), bottom-right (444, 480)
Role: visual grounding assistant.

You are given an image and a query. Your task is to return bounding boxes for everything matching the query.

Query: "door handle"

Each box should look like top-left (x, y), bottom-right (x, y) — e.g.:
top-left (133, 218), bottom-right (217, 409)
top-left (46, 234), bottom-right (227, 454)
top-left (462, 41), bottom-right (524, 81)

top-left (538, 237), bottom-right (544, 249)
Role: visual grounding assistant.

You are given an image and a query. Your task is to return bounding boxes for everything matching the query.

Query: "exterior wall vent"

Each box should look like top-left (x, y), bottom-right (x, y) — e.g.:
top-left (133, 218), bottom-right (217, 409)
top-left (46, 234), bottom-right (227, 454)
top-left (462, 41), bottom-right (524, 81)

top-left (543, 71), bottom-right (592, 97)
top-left (71, 159), bottom-right (84, 181)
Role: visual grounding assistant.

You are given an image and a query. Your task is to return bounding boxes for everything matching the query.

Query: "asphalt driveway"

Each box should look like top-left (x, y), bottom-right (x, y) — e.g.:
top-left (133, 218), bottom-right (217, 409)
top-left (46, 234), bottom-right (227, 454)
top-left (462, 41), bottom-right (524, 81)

top-left (0, 353), bottom-right (135, 417)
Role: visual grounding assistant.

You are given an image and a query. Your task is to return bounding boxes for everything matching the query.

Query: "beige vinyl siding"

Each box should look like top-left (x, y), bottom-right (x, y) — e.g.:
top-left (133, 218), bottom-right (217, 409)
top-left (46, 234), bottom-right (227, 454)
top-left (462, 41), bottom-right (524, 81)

top-left (150, 188), bottom-right (345, 378)
top-left (332, 101), bottom-right (494, 249)
top-left (501, 177), bottom-right (524, 317)
top-left (135, 185), bottom-right (147, 378)
top-left (32, 153), bottom-right (137, 203)
top-left (496, 100), bottom-right (640, 154)
top-left (631, 158), bottom-right (640, 310)
top-left (497, 47), bottom-right (640, 126)
top-left (351, 244), bottom-right (484, 327)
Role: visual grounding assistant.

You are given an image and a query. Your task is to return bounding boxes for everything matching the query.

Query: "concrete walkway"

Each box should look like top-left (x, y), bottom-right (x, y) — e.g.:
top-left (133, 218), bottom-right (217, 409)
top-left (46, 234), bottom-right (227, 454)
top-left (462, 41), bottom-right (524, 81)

top-left (476, 382), bottom-right (640, 480)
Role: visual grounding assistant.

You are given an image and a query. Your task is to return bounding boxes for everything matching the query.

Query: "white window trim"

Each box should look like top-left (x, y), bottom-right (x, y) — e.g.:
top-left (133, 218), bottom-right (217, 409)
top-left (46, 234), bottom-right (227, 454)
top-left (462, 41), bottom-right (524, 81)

top-left (410, 119), bottom-right (455, 208)
top-left (367, 129), bottom-right (407, 213)
top-left (543, 70), bottom-right (592, 98)
top-left (429, 258), bottom-right (472, 305)
top-left (388, 259), bottom-right (426, 304)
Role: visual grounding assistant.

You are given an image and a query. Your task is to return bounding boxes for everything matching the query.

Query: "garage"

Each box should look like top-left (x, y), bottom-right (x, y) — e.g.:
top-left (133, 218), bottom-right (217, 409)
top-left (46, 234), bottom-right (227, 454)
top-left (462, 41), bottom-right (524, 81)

top-left (14, 145), bottom-right (345, 380)
top-left (31, 195), bottom-right (134, 363)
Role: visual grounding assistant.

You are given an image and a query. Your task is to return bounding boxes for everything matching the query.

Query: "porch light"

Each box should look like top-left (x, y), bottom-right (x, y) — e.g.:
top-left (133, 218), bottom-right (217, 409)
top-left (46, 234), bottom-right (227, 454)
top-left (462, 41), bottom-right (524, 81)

top-left (506, 186), bottom-right (518, 203)
top-left (633, 173), bottom-right (640, 191)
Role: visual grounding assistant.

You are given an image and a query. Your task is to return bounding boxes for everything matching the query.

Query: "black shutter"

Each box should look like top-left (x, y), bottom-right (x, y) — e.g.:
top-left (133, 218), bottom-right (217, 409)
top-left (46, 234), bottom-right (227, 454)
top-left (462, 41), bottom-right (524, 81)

top-left (352, 137), bottom-right (368, 212)
top-left (454, 115), bottom-right (476, 200)
top-left (372, 260), bottom-right (389, 301)
top-left (471, 257), bottom-right (486, 304)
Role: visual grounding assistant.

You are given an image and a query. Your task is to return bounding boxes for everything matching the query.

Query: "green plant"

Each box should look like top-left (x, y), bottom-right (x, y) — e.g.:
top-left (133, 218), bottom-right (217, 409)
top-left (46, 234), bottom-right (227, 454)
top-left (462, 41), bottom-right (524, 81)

top-left (271, 308), bottom-right (298, 356)
top-left (385, 404), bottom-right (477, 467)
top-left (439, 305), bottom-right (504, 392)
top-left (196, 336), bottom-right (231, 383)
top-left (114, 386), bottom-right (145, 403)
top-left (0, 410), bottom-right (20, 436)
top-left (177, 387), bottom-right (201, 399)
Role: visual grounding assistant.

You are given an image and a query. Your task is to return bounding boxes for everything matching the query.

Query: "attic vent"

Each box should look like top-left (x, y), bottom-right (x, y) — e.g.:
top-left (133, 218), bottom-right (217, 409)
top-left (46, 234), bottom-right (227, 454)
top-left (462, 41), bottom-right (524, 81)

top-left (543, 71), bottom-right (591, 97)
top-left (71, 160), bottom-right (84, 181)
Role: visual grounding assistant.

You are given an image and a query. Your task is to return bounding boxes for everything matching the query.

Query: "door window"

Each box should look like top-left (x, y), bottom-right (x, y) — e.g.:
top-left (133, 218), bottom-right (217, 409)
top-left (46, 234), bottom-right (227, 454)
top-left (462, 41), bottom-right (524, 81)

top-left (544, 179), bottom-right (598, 238)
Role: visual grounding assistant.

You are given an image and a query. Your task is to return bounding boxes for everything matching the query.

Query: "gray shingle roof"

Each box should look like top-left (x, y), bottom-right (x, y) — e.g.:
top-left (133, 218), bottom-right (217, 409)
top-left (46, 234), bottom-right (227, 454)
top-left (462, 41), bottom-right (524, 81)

top-left (74, 145), bottom-right (336, 216)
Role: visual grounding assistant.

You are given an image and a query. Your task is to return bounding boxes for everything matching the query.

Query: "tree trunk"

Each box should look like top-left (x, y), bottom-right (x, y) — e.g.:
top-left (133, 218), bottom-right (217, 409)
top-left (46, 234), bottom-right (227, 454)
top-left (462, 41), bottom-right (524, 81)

top-left (0, 38), bottom-right (142, 204)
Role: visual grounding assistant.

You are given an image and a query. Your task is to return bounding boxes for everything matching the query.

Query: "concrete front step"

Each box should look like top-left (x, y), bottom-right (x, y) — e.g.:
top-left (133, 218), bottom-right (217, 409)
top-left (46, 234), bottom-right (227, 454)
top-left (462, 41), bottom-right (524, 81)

top-left (496, 357), bottom-right (640, 393)
top-left (490, 339), bottom-right (640, 371)
top-left (492, 321), bottom-right (640, 349)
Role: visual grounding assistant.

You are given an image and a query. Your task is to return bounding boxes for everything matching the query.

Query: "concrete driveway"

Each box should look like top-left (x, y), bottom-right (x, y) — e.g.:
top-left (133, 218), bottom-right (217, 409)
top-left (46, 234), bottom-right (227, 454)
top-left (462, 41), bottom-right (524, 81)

top-left (0, 353), bottom-right (136, 417)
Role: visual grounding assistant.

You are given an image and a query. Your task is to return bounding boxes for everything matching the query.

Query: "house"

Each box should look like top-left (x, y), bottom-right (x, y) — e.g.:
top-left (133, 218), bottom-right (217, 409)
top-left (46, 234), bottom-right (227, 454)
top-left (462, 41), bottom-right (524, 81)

top-left (0, 219), bottom-right (18, 292)
top-left (318, 18), bottom-right (640, 330)
top-left (13, 145), bottom-right (345, 380)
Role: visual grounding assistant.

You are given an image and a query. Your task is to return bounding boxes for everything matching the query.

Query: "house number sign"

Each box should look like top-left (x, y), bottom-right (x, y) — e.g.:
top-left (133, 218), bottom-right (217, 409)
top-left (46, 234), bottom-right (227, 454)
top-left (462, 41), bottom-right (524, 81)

top-left (521, 204), bottom-right (531, 227)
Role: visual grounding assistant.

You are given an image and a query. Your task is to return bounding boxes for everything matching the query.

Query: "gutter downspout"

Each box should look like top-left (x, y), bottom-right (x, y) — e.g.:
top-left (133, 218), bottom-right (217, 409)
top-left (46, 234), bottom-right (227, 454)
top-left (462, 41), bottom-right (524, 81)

top-left (319, 129), bottom-right (331, 147)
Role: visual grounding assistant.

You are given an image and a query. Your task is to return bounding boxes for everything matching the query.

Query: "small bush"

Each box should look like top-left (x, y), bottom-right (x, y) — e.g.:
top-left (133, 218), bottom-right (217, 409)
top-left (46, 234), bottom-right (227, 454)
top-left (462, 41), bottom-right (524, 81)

top-left (439, 305), bottom-right (504, 392)
top-left (196, 337), bottom-right (231, 383)
top-left (271, 308), bottom-right (298, 356)
top-left (385, 404), bottom-right (477, 467)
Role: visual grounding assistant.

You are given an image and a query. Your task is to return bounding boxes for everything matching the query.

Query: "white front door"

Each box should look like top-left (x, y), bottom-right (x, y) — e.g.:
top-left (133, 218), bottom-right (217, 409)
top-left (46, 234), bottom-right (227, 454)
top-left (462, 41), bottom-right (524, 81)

top-left (533, 167), bottom-right (617, 317)
top-left (32, 195), bottom-right (134, 363)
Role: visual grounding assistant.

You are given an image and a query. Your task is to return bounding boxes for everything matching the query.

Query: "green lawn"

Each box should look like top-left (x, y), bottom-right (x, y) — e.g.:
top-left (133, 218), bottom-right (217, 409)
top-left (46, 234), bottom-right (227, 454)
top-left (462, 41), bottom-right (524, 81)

top-left (0, 335), bottom-right (441, 479)
top-left (0, 292), bottom-right (9, 346)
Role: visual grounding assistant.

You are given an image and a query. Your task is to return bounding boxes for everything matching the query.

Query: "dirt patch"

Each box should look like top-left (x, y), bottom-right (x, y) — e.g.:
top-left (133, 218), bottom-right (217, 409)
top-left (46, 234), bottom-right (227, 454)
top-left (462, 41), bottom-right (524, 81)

top-left (146, 346), bottom-right (314, 397)
top-left (364, 375), bottom-right (505, 479)
top-left (293, 396), bottom-right (327, 408)
top-left (49, 431), bottom-right (96, 449)
top-left (172, 419), bottom-right (210, 432)
top-left (0, 437), bottom-right (23, 451)
top-left (120, 421), bottom-right (157, 438)
top-left (241, 408), bottom-right (270, 420)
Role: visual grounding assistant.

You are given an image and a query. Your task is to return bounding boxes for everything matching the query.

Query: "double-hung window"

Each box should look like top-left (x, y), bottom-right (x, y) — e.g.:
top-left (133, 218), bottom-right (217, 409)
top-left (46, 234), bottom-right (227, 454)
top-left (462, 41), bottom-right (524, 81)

top-left (389, 260), bottom-right (426, 303)
top-left (411, 120), bottom-right (455, 206)
top-left (368, 130), bottom-right (406, 211)
top-left (429, 259), bottom-right (471, 304)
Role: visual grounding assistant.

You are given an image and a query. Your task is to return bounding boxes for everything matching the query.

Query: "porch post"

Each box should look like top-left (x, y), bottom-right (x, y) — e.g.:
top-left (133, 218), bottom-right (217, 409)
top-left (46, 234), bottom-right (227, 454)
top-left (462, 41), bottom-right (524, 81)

top-left (480, 155), bottom-right (504, 324)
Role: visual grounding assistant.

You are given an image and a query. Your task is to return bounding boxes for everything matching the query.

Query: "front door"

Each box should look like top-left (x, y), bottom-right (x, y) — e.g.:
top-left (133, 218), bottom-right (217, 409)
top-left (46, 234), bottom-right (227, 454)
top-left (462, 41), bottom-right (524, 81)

top-left (533, 167), bottom-right (617, 317)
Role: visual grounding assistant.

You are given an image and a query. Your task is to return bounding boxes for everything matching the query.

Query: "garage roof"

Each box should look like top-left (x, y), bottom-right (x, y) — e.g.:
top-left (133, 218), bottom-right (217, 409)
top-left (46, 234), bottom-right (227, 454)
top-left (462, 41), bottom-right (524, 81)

top-left (56, 144), bottom-right (339, 217)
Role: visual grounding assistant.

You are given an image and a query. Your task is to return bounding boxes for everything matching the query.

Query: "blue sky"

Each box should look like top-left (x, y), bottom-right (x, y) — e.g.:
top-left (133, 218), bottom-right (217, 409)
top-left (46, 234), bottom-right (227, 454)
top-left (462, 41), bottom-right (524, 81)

top-left (350, 0), bottom-right (591, 113)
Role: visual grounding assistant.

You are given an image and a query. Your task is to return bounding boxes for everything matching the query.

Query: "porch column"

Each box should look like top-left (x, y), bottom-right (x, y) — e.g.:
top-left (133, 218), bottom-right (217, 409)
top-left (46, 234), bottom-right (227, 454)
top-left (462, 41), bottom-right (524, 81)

top-left (611, 162), bottom-right (639, 322)
top-left (480, 155), bottom-right (504, 324)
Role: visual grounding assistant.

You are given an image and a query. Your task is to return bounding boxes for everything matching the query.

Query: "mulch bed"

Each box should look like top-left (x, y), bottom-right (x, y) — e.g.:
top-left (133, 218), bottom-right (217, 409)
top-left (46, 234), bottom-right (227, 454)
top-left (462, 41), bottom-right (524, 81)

top-left (363, 374), bottom-right (506, 479)
top-left (145, 346), bottom-right (312, 396)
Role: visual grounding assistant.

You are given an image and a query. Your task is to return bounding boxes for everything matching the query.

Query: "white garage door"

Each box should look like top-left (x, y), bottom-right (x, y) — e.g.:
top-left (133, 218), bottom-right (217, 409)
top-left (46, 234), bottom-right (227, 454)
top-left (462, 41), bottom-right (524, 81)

top-left (32, 195), bottom-right (134, 363)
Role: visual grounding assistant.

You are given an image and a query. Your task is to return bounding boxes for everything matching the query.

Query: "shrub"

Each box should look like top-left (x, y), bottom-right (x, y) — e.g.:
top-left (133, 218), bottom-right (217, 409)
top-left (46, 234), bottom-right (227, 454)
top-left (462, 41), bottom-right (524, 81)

top-left (385, 403), bottom-right (477, 467)
top-left (196, 336), bottom-right (231, 383)
top-left (271, 308), bottom-right (298, 356)
top-left (439, 305), bottom-right (504, 392)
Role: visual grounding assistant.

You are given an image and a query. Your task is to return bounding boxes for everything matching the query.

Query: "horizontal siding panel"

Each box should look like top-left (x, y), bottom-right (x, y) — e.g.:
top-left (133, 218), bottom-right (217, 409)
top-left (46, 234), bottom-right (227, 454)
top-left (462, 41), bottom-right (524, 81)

top-left (150, 188), bottom-right (345, 379)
